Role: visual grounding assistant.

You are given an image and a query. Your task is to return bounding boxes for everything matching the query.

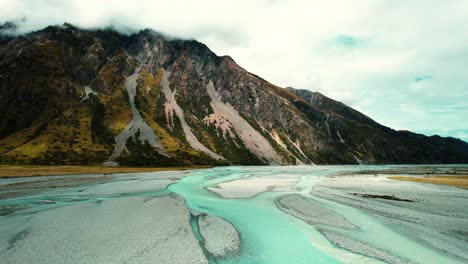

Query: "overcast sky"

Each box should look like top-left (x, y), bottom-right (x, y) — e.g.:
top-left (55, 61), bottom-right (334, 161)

top-left (1, 0), bottom-right (468, 141)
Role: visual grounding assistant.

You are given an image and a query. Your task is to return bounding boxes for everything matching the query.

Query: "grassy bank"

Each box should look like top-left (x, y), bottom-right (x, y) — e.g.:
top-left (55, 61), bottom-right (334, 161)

top-left (0, 165), bottom-right (212, 178)
top-left (389, 175), bottom-right (468, 189)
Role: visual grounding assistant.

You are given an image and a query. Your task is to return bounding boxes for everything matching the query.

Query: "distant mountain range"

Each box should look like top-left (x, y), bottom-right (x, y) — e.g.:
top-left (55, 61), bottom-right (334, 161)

top-left (1, 23), bottom-right (467, 165)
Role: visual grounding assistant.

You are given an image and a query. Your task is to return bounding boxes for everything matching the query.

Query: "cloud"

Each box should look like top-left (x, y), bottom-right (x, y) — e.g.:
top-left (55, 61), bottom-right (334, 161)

top-left (414, 76), bottom-right (432, 82)
top-left (0, 0), bottom-right (467, 140)
top-left (408, 75), bottom-right (433, 92)
top-left (336, 35), bottom-right (359, 47)
top-left (456, 132), bottom-right (468, 141)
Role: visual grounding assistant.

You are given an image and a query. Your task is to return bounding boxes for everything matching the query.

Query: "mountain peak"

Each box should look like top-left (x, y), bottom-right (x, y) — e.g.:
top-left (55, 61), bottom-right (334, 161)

top-left (1, 25), bottom-right (467, 165)
top-left (62, 22), bottom-right (77, 29)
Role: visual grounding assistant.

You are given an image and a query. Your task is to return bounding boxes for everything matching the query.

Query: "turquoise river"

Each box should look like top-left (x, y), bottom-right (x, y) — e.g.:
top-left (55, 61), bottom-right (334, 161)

top-left (0, 165), bottom-right (467, 263)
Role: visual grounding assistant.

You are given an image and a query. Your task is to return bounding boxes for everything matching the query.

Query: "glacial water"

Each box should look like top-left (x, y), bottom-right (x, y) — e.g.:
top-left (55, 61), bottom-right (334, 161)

top-left (0, 165), bottom-right (467, 264)
top-left (169, 167), bottom-right (340, 264)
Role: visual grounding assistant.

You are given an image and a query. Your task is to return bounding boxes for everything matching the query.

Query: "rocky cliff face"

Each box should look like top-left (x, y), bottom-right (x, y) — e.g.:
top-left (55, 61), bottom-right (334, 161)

top-left (1, 24), bottom-right (467, 165)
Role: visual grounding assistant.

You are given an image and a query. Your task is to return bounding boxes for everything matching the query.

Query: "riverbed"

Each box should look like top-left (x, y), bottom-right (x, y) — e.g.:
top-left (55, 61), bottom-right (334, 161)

top-left (0, 165), bottom-right (467, 263)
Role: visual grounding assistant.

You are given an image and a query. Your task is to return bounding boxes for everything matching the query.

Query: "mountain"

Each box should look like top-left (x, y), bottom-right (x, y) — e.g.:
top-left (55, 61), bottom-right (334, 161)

top-left (1, 24), bottom-right (467, 165)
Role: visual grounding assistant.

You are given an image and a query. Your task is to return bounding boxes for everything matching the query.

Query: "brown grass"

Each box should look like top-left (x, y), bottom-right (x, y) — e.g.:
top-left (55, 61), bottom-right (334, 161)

top-left (388, 175), bottom-right (468, 189)
top-left (0, 165), bottom-right (211, 178)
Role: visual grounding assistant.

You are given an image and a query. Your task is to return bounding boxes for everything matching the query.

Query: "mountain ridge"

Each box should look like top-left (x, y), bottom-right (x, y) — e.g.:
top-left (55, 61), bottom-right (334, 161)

top-left (1, 24), bottom-right (467, 165)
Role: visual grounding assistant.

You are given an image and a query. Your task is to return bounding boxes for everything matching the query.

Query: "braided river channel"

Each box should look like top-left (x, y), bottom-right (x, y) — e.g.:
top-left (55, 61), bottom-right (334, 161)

top-left (1, 165), bottom-right (467, 263)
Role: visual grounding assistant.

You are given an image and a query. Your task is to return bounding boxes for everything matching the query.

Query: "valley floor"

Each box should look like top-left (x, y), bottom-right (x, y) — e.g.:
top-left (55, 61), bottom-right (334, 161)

top-left (389, 175), bottom-right (468, 189)
top-left (0, 165), bottom-right (467, 263)
top-left (0, 165), bottom-right (211, 178)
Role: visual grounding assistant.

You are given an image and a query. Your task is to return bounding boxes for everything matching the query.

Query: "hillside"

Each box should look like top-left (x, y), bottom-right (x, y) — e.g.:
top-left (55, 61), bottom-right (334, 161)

top-left (1, 24), bottom-right (467, 165)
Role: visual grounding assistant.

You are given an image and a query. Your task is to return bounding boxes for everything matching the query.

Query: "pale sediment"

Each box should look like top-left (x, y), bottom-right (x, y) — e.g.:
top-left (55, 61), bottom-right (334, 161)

top-left (276, 194), bottom-right (356, 229)
top-left (311, 174), bottom-right (468, 262)
top-left (198, 215), bottom-right (241, 257)
top-left (207, 174), bottom-right (298, 198)
top-left (108, 66), bottom-right (167, 161)
top-left (160, 70), bottom-right (224, 161)
top-left (1, 195), bottom-right (209, 264)
top-left (1, 165), bottom-right (467, 264)
top-left (318, 229), bottom-right (407, 264)
top-left (205, 81), bottom-right (283, 164)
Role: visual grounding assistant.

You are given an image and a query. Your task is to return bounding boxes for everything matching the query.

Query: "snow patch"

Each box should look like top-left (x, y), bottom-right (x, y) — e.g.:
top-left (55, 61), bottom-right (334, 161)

top-left (80, 85), bottom-right (97, 102)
